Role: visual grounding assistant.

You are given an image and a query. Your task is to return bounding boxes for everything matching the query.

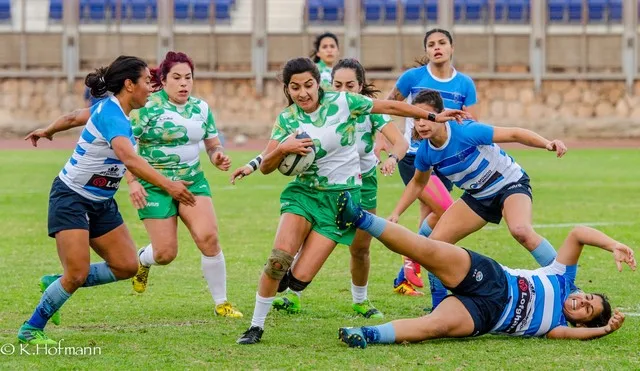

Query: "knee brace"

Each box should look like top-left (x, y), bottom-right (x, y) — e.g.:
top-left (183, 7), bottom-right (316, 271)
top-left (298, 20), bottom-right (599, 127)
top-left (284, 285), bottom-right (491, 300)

top-left (277, 269), bottom-right (291, 293)
top-left (264, 249), bottom-right (294, 280)
top-left (288, 273), bottom-right (311, 292)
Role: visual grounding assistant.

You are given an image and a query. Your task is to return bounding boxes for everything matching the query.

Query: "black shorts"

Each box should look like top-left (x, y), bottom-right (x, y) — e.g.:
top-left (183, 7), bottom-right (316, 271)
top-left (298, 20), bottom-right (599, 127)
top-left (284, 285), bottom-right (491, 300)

top-left (47, 177), bottom-right (124, 238)
top-left (448, 249), bottom-right (509, 336)
top-left (398, 153), bottom-right (453, 191)
top-left (460, 173), bottom-right (532, 224)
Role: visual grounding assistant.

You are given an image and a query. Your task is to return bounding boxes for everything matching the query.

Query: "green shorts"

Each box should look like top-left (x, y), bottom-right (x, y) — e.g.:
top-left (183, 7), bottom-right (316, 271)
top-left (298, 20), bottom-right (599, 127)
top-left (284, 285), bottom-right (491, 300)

top-left (137, 174), bottom-right (211, 220)
top-left (280, 182), bottom-right (361, 246)
top-left (360, 169), bottom-right (378, 210)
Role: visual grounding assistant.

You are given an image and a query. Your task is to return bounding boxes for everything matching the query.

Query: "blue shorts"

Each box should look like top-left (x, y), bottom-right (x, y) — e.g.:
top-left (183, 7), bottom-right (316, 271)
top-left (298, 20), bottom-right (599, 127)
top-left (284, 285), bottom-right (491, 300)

top-left (47, 177), bottom-right (124, 238)
top-left (448, 249), bottom-right (509, 336)
top-left (461, 173), bottom-right (532, 224)
top-left (398, 152), bottom-right (453, 191)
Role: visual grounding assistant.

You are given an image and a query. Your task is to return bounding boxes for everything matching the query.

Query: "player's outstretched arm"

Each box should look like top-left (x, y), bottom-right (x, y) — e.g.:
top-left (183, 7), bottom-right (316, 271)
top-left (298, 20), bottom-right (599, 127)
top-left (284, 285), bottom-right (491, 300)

top-left (112, 137), bottom-right (195, 207)
top-left (546, 310), bottom-right (626, 340)
top-left (492, 127), bottom-right (567, 158)
top-left (24, 108), bottom-right (92, 146)
top-left (231, 152), bottom-right (265, 185)
top-left (389, 169), bottom-right (431, 223)
top-left (556, 226), bottom-right (637, 270)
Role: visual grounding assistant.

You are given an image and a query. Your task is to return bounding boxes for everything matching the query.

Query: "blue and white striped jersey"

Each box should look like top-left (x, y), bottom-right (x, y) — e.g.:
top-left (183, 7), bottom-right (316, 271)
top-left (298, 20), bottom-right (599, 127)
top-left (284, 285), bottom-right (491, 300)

top-left (491, 261), bottom-right (577, 337)
top-left (58, 96), bottom-right (136, 201)
top-left (414, 120), bottom-right (524, 200)
top-left (395, 64), bottom-right (477, 155)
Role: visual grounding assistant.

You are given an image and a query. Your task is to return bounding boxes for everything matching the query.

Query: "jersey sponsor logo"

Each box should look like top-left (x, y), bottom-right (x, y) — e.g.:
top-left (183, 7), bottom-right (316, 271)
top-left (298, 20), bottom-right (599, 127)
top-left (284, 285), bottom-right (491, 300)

top-left (469, 170), bottom-right (493, 189)
top-left (505, 276), bottom-right (532, 334)
top-left (86, 174), bottom-right (121, 191)
top-left (146, 202), bottom-right (160, 207)
top-left (100, 166), bottom-right (121, 177)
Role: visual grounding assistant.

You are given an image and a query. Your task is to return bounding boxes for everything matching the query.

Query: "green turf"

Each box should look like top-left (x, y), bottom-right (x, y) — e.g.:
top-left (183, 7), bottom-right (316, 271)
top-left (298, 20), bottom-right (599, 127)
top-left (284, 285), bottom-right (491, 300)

top-left (0, 149), bottom-right (638, 370)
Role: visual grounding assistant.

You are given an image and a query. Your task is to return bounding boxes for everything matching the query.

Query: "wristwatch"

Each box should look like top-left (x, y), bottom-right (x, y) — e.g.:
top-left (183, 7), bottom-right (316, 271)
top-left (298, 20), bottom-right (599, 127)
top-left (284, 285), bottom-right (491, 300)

top-left (427, 112), bottom-right (437, 122)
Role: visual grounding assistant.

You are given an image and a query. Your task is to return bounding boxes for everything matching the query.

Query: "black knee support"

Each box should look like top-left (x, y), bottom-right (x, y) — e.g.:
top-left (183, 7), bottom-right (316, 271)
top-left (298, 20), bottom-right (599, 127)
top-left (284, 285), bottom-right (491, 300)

top-left (277, 270), bottom-right (291, 293)
top-left (287, 273), bottom-right (310, 292)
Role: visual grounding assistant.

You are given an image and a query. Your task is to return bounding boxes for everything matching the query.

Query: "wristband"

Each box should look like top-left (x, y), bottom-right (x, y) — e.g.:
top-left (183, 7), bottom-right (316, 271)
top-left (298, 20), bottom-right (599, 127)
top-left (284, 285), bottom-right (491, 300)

top-left (389, 153), bottom-right (399, 162)
top-left (246, 154), bottom-right (263, 171)
top-left (427, 112), bottom-right (437, 122)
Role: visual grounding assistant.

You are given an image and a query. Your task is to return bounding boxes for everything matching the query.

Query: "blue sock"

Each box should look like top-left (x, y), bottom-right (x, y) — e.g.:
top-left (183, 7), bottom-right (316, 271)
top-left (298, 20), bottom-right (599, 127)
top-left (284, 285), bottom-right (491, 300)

top-left (27, 279), bottom-right (70, 329)
top-left (531, 239), bottom-right (557, 267)
top-left (428, 272), bottom-right (447, 310)
top-left (355, 211), bottom-right (387, 238)
top-left (82, 262), bottom-right (117, 287)
top-left (361, 323), bottom-right (396, 344)
top-left (418, 219), bottom-right (432, 237)
top-left (394, 265), bottom-right (406, 287)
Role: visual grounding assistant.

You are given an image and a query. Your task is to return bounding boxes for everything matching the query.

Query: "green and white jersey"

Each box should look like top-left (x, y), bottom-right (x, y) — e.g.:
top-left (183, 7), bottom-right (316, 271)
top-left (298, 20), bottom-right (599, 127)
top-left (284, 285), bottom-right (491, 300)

top-left (357, 114), bottom-right (391, 176)
top-left (316, 60), bottom-right (333, 91)
top-left (130, 90), bottom-right (218, 181)
top-left (271, 91), bottom-right (374, 190)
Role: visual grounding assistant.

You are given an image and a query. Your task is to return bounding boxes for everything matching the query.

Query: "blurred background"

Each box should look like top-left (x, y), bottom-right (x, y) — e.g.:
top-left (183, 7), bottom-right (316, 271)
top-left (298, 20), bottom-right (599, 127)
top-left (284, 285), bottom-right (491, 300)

top-left (0, 0), bottom-right (639, 139)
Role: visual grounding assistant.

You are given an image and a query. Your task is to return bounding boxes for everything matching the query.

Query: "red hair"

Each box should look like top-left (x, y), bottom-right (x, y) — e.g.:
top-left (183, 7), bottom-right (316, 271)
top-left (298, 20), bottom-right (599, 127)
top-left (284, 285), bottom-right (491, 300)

top-left (150, 51), bottom-right (195, 92)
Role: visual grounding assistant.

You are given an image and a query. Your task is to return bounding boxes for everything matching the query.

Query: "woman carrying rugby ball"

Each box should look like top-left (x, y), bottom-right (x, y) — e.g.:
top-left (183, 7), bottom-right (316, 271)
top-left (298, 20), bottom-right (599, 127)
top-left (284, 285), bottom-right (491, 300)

top-left (237, 57), bottom-right (468, 345)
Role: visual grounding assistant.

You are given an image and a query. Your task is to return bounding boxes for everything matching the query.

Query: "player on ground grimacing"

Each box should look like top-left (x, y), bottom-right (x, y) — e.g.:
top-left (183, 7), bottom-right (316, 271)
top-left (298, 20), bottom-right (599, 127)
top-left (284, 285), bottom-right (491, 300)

top-left (335, 191), bottom-right (635, 347)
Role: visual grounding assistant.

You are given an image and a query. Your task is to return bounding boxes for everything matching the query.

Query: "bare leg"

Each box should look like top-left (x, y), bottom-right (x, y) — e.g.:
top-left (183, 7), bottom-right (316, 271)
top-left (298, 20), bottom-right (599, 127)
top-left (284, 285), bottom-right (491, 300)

top-left (258, 213), bottom-right (311, 297)
top-left (374, 219), bottom-right (471, 288)
top-left (390, 296), bottom-right (475, 342)
top-left (430, 199), bottom-right (487, 244)
top-left (502, 193), bottom-right (542, 251)
top-left (349, 208), bottom-right (375, 287)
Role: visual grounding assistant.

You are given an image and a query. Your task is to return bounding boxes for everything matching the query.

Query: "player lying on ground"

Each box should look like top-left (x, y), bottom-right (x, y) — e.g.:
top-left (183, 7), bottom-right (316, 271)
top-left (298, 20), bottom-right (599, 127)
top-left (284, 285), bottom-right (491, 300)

top-left (334, 191), bottom-right (635, 347)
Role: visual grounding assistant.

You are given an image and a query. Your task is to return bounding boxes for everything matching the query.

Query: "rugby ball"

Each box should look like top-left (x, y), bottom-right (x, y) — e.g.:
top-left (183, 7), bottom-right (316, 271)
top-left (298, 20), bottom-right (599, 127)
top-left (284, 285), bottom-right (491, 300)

top-left (278, 132), bottom-right (316, 176)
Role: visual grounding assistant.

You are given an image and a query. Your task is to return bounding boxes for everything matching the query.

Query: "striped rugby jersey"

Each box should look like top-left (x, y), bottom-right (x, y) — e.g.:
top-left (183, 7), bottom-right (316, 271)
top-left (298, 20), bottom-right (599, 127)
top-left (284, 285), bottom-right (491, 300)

top-left (58, 96), bottom-right (135, 201)
top-left (414, 120), bottom-right (524, 200)
top-left (491, 260), bottom-right (577, 337)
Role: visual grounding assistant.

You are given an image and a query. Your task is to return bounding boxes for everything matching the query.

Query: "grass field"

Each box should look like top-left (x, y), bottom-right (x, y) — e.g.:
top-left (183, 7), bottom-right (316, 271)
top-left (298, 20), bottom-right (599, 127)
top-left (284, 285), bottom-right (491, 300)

top-left (0, 148), bottom-right (639, 370)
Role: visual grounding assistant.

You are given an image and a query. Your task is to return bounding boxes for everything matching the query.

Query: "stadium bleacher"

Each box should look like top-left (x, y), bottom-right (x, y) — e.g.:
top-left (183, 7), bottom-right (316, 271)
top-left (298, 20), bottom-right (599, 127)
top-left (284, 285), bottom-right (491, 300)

top-left (36, 0), bottom-right (631, 24)
top-left (358, 0), bottom-right (626, 24)
top-left (46, 0), bottom-right (236, 23)
top-left (0, 0), bottom-right (11, 22)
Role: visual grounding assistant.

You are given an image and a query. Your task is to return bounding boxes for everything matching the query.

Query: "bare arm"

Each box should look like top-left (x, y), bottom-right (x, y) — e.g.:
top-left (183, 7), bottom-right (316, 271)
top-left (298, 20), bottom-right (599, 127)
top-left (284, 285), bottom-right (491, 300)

top-left (204, 137), bottom-right (231, 171)
top-left (24, 108), bottom-right (92, 146)
top-left (546, 310), bottom-right (626, 340)
top-left (371, 100), bottom-right (468, 122)
top-left (385, 86), bottom-right (406, 101)
top-left (389, 169), bottom-right (431, 221)
top-left (259, 140), bottom-right (286, 175)
top-left (492, 127), bottom-right (567, 157)
top-left (259, 133), bottom-right (314, 174)
top-left (556, 226), bottom-right (637, 270)
top-left (378, 123), bottom-right (409, 176)
top-left (380, 123), bottom-right (409, 161)
top-left (111, 137), bottom-right (195, 206)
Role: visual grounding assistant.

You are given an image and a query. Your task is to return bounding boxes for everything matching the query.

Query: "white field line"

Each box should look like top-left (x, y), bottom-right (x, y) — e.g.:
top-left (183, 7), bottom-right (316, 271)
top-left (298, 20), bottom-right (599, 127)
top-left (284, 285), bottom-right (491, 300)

top-left (484, 221), bottom-right (637, 230)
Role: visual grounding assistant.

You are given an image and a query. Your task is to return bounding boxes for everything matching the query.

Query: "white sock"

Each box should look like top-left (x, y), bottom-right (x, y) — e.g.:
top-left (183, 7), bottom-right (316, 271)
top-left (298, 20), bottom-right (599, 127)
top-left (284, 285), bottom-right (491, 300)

top-left (289, 289), bottom-right (301, 298)
top-left (351, 281), bottom-right (368, 304)
top-left (139, 244), bottom-right (157, 267)
top-left (250, 293), bottom-right (275, 329)
top-left (201, 252), bottom-right (227, 306)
